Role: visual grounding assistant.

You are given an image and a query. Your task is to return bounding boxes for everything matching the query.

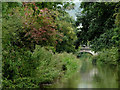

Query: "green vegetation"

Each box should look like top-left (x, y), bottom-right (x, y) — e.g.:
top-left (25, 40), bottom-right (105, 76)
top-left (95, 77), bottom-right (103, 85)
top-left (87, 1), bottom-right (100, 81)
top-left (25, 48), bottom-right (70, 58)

top-left (75, 2), bottom-right (120, 66)
top-left (3, 45), bottom-right (80, 88)
top-left (93, 48), bottom-right (118, 66)
top-left (2, 1), bottom-right (120, 88)
top-left (75, 2), bottom-right (117, 50)
top-left (2, 2), bottom-right (81, 88)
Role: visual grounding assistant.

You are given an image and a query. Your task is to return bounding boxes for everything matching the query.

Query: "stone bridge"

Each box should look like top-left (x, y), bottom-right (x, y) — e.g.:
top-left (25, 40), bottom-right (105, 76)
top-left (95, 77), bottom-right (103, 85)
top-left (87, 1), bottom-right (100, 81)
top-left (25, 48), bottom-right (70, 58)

top-left (79, 46), bottom-right (98, 56)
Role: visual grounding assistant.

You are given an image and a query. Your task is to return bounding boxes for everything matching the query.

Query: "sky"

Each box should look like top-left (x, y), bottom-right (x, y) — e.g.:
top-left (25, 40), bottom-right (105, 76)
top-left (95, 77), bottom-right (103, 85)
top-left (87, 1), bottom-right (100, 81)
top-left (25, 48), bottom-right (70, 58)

top-left (66, 0), bottom-right (81, 21)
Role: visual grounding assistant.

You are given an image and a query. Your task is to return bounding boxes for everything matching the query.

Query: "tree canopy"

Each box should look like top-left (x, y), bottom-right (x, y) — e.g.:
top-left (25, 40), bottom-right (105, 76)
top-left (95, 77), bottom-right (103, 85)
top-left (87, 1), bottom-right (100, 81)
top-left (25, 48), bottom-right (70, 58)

top-left (75, 2), bottom-right (120, 51)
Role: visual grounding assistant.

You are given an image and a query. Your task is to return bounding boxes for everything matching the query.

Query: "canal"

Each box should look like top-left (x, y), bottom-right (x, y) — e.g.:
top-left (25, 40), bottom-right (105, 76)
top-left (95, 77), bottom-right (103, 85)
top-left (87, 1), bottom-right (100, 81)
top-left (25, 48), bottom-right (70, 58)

top-left (55, 59), bottom-right (119, 88)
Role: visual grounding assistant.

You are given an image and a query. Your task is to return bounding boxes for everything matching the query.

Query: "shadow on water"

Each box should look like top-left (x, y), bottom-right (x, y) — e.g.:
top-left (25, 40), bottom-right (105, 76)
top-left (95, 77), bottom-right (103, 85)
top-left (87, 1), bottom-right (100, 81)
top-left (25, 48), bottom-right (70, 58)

top-left (56, 57), bottom-right (120, 88)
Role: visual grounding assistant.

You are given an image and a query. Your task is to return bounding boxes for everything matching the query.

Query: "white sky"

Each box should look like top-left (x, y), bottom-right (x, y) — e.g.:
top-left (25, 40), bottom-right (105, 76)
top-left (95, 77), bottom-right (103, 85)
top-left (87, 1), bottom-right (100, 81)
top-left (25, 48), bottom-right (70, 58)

top-left (66, 1), bottom-right (81, 20)
top-left (73, 0), bottom-right (81, 2)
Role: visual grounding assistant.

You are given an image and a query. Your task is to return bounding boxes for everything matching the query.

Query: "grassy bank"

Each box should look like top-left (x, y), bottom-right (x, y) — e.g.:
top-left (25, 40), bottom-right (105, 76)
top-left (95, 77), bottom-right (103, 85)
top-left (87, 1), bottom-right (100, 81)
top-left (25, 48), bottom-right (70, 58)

top-left (52, 53), bottom-right (92, 88)
top-left (3, 45), bottom-right (81, 88)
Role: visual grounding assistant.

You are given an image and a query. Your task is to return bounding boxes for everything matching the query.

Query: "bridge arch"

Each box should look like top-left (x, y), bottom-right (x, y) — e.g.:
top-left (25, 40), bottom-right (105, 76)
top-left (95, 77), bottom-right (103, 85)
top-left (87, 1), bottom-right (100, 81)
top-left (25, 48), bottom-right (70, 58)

top-left (78, 47), bottom-right (98, 56)
top-left (79, 50), bottom-right (98, 56)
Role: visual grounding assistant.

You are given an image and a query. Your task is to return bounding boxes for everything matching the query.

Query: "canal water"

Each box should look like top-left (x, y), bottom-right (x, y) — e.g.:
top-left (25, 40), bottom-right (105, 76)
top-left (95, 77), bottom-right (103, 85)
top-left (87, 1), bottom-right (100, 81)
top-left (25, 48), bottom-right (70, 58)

top-left (56, 60), bottom-right (119, 88)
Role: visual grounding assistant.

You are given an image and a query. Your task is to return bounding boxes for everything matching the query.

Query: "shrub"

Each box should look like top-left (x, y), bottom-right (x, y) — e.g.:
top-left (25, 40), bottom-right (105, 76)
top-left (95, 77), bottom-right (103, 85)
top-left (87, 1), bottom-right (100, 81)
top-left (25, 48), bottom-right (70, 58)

top-left (30, 46), bottom-right (63, 85)
top-left (30, 46), bottom-right (80, 86)
top-left (94, 47), bottom-right (118, 66)
top-left (20, 3), bottom-right (63, 48)
top-left (2, 45), bottom-right (81, 88)
top-left (58, 52), bottom-right (80, 76)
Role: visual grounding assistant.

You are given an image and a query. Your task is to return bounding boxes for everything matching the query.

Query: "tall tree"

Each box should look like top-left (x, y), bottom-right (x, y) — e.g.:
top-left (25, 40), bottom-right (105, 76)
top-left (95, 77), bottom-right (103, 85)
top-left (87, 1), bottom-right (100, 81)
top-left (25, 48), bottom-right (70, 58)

top-left (75, 2), bottom-right (117, 51)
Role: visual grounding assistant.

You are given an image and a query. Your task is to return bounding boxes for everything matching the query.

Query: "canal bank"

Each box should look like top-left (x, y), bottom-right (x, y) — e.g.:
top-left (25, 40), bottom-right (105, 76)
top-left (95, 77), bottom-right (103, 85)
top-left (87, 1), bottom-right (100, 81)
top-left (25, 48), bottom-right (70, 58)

top-left (55, 54), bottom-right (119, 88)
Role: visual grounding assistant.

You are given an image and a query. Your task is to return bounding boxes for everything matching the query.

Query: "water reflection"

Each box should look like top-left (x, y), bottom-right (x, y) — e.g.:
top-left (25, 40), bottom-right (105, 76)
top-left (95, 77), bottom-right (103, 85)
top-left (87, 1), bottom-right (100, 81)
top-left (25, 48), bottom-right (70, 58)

top-left (78, 66), bottom-right (98, 88)
top-left (59, 61), bottom-right (119, 88)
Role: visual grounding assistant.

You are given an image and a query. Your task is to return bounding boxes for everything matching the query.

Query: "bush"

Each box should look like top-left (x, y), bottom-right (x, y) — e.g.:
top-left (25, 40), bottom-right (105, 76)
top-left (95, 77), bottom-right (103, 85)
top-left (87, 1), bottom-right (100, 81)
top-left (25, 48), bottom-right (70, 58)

top-left (57, 52), bottom-right (80, 78)
top-left (94, 47), bottom-right (118, 66)
top-left (2, 45), bottom-right (81, 88)
top-left (31, 46), bottom-right (63, 85)
top-left (31, 46), bottom-right (80, 86)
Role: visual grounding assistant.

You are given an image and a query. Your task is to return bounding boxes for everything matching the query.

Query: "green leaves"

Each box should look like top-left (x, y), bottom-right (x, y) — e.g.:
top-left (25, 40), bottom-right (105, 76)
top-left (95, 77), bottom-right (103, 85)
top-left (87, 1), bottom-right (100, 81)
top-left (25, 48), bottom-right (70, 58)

top-left (56, 20), bottom-right (77, 53)
top-left (76, 2), bottom-right (118, 51)
top-left (95, 47), bottom-right (118, 66)
top-left (2, 2), bottom-right (80, 88)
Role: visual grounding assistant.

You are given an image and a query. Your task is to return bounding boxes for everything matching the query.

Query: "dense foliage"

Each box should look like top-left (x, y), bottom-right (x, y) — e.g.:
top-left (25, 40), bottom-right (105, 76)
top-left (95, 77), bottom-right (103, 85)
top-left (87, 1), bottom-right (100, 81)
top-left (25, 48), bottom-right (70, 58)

top-left (75, 2), bottom-right (119, 51)
top-left (75, 2), bottom-right (120, 66)
top-left (2, 1), bottom-right (120, 88)
top-left (3, 45), bottom-right (80, 88)
top-left (93, 48), bottom-right (118, 66)
top-left (2, 2), bottom-right (80, 88)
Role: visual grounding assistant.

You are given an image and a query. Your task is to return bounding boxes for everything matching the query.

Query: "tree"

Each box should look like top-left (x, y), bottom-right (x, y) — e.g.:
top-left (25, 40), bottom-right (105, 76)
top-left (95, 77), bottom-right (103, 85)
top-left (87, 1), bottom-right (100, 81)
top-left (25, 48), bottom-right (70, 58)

top-left (2, 2), bottom-right (76, 52)
top-left (75, 2), bottom-right (117, 51)
top-left (56, 18), bottom-right (77, 53)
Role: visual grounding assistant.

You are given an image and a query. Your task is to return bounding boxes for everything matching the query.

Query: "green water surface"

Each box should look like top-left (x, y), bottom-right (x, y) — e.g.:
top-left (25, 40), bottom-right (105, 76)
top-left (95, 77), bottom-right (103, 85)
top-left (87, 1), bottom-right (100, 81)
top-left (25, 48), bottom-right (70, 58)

top-left (56, 60), bottom-right (119, 88)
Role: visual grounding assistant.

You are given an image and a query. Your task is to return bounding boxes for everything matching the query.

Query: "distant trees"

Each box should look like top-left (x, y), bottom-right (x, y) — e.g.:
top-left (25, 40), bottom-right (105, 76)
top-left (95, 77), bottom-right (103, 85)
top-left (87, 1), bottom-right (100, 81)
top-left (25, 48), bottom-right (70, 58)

top-left (75, 2), bottom-right (119, 51)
